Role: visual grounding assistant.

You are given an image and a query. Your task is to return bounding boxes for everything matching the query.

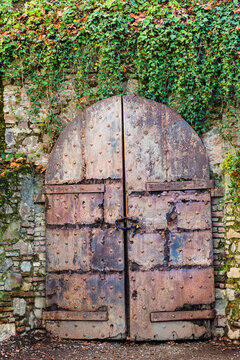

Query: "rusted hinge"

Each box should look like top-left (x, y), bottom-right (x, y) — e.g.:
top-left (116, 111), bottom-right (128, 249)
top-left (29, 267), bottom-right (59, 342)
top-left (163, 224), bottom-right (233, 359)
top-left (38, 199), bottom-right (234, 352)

top-left (150, 309), bottom-right (215, 322)
top-left (146, 179), bottom-right (214, 192)
top-left (33, 193), bottom-right (46, 204)
top-left (210, 187), bottom-right (224, 197)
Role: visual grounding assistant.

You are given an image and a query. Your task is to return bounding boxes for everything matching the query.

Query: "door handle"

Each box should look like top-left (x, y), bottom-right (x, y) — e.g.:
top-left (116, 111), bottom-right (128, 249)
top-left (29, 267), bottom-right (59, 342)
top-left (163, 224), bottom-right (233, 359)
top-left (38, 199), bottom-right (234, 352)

top-left (115, 216), bottom-right (140, 237)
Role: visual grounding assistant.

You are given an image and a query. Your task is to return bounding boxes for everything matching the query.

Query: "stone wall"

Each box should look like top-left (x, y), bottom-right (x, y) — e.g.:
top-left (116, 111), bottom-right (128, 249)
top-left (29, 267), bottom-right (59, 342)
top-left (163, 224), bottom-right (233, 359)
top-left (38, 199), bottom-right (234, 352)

top-left (0, 169), bottom-right (46, 341)
top-left (0, 79), bottom-right (239, 341)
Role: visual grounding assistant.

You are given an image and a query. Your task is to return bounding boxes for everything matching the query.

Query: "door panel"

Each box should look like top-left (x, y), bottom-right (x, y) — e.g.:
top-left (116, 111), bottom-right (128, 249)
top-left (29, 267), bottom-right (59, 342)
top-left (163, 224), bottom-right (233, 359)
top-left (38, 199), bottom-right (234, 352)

top-left (46, 273), bottom-right (125, 339)
top-left (123, 96), bottom-right (215, 341)
top-left (45, 95), bottom-right (215, 341)
top-left (129, 268), bottom-right (214, 340)
top-left (46, 192), bottom-right (104, 225)
top-left (45, 96), bottom-right (126, 340)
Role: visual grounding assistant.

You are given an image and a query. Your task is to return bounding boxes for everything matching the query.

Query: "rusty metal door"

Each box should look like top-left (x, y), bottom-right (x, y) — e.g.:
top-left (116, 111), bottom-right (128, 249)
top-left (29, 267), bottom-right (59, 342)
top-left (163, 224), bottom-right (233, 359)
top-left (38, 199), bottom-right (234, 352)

top-left (123, 96), bottom-right (215, 340)
top-left (44, 95), bottom-right (215, 340)
top-left (44, 96), bottom-right (126, 339)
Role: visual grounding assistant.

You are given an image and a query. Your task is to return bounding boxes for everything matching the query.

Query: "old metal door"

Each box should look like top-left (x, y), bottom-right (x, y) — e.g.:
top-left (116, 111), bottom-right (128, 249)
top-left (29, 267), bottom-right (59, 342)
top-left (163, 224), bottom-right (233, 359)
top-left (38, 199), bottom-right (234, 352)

top-left (44, 95), bottom-right (215, 340)
top-left (123, 96), bottom-right (215, 340)
top-left (44, 96), bottom-right (126, 339)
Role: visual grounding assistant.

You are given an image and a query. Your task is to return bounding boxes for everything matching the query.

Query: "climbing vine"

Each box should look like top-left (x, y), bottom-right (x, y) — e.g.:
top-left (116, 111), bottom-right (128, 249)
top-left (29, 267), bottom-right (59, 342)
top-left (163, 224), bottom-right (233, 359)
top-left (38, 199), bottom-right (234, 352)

top-left (0, 0), bottom-right (240, 140)
top-left (222, 149), bottom-right (240, 210)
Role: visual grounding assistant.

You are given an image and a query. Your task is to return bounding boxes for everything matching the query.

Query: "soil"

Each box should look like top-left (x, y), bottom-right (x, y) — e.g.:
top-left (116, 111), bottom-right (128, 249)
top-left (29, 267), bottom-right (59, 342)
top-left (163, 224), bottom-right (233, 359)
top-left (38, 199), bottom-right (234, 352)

top-left (0, 331), bottom-right (239, 360)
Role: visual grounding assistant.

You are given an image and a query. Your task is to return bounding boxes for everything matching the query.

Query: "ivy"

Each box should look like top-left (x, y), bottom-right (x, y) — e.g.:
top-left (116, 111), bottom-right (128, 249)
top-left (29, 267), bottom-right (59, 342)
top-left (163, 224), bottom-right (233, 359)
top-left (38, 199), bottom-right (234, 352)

top-left (0, 0), bottom-right (239, 138)
top-left (222, 149), bottom-right (240, 210)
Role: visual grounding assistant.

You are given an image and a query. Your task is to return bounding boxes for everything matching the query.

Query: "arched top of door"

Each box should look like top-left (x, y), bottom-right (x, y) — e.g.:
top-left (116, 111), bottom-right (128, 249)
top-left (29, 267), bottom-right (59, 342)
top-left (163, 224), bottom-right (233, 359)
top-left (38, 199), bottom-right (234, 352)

top-left (45, 95), bottom-right (210, 185)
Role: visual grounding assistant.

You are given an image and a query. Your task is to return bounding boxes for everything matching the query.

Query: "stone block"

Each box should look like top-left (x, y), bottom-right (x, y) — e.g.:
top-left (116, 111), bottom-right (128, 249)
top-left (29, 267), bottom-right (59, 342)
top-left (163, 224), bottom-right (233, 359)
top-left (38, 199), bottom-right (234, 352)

top-left (34, 297), bottom-right (45, 309)
top-left (215, 298), bottom-right (228, 316)
top-left (19, 201), bottom-right (31, 220)
top-left (215, 289), bottom-right (226, 300)
top-left (34, 308), bottom-right (42, 319)
top-left (217, 316), bottom-right (227, 327)
top-left (2, 220), bottom-right (21, 241)
top-left (4, 273), bottom-right (22, 291)
top-left (13, 298), bottom-right (26, 316)
top-left (13, 240), bottom-right (33, 255)
top-left (227, 267), bottom-right (240, 278)
top-left (228, 327), bottom-right (240, 340)
top-left (226, 288), bottom-right (236, 301)
top-left (0, 258), bottom-right (13, 272)
top-left (212, 327), bottom-right (225, 337)
top-left (20, 261), bottom-right (31, 273)
top-left (0, 324), bottom-right (16, 341)
top-left (5, 129), bottom-right (16, 147)
top-left (227, 229), bottom-right (240, 239)
top-left (22, 282), bottom-right (31, 292)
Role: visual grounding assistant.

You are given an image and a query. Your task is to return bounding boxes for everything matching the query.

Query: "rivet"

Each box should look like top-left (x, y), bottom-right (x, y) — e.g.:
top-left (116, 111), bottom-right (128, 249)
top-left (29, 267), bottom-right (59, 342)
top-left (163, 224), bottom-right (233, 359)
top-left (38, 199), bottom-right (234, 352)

top-left (170, 295), bottom-right (174, 299)
top-left (189, 275), bottom-right (193, 279)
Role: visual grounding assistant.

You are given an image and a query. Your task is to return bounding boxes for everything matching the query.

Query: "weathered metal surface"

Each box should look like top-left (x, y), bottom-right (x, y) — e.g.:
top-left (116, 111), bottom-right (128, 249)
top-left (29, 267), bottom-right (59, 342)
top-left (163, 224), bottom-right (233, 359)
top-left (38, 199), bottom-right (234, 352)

top-left (104, 183), bottom-right (123, 224)
top-left (46, 228), bottom-right (91, 272)
top-left (146, 180), bottom-right (214, 192)
top-left (46, 273), bottom-right (126, 339)
top-left (128, 232), bottom-right (164, 269)
top-left (45, 114), bottom-right (85, 184)
top-left (44, 184), bottom-right (105, 194)
top-left (127, 192), bottom-right (211, 230)
top-left (46, 96), bottom-right (122, 184)
top-left (85, 96), bottom-right (122, 180)
top-left (211, 187), bottom-right (225, 197)
top-left (45, 95), bottom-right (214, 341)
top-left (129, 268), bottom-right (215, 340)
top-left (123, 96), bottom-right (165, 192)
top-left (43, 311), bottom-right (108, 321)
top-left (46, 193), bottom-right (104, 225)
top-left (46, 320), bottom-right (126, 340)
top-left (91, 228), bottom-right (124, 271)
top-left (150, 310), bottom-right (215, 322)
top-left (123, 96), bottom-right (210, 192)
top-left (134, 321), bottom-right (211, 341)
top-left (169, 230), bottom-right (212, 266)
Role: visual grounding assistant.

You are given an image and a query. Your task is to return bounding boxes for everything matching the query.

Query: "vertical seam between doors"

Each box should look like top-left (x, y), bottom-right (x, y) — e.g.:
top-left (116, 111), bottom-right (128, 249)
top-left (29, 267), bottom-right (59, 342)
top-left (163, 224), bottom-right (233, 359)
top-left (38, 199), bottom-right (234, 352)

top-left (121, 95), bottom-right (130, 337)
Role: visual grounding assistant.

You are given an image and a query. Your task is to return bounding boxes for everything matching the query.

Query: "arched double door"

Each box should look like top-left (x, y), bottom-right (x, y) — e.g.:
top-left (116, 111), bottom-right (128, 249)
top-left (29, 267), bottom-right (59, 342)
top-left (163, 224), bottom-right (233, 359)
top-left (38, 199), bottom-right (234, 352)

top-left (44, 96), bottom-right (215, 340)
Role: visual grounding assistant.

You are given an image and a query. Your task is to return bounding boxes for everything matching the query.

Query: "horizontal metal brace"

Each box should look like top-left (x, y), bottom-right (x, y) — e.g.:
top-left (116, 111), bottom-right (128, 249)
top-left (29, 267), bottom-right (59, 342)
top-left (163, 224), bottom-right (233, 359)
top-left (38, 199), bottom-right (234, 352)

top-left (44, 184), bottom-right (105, 194)
top-left (146, 179), bottom-right (214, 192)
top-left (33, 193), bottom-right (46, 204)
top-left (43, 310), bottom-right (108, 321)
top-left (150, 309), bottom-right (215, 322)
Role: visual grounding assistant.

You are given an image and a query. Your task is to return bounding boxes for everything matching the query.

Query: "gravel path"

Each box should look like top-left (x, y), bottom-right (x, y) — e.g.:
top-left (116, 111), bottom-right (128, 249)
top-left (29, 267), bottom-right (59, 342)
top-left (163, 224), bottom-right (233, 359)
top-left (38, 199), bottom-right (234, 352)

top-left (0, 331), bottom-right (239, 360)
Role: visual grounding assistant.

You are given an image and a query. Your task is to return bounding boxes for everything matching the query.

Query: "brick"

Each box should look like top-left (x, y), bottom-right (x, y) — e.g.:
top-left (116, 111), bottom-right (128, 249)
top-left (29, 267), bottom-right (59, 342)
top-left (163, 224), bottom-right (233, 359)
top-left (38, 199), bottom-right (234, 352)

top-left (213, 233), bottom-right (224, 238)
top-left (212, 222), bottom-right (224, 226)
top-left (211, 211), bottom-right (224, 217)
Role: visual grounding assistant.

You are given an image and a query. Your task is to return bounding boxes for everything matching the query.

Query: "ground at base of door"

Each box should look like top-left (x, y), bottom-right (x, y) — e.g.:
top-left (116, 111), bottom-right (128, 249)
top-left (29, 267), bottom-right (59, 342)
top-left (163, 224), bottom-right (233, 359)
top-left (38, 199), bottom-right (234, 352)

top-left (0, 331), bottom-right (239, 360)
